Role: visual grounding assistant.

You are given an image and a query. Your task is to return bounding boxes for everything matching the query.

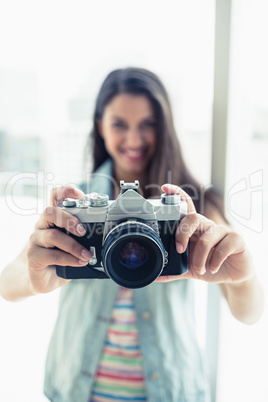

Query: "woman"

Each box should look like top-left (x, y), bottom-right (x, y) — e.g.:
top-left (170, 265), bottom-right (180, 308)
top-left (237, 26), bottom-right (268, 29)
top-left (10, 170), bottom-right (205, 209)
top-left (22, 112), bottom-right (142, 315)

top-left (0, 67), bottom-right (264, 402)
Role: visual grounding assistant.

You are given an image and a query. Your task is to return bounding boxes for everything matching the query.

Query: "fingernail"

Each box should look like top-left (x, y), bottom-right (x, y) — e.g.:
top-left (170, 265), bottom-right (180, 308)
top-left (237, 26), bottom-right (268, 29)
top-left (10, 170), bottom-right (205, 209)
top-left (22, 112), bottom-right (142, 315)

top-left (199, 268), bottom-right (206, 275)
top-left (79, 259), bottom-right (88, 265)
top-left (76, 224), bottom-right (86, 235)
top-left (75, 189), bottom-right (85, 198)
top-left (176, 242), bottom-right (184, 253)
top-left (81, 249), bottom-right (91, 260)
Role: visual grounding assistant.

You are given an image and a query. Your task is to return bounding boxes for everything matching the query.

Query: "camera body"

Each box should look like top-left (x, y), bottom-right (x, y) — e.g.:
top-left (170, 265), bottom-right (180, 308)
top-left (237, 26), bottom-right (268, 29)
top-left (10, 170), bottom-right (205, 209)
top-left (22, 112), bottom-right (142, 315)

top-left (56, 180), bottom-right (189, 288)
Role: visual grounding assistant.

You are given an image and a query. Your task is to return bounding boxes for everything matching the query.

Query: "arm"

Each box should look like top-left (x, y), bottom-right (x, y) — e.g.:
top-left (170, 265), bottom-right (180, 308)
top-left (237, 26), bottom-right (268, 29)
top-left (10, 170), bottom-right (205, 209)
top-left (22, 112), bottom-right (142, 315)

top-left (0, 245), bottom-right (36, 301)
top-left (0, 186), bottom-right (91, 302)
top-left (219, 276), bottom-right (264, 325)
top-left (205, 202), bottom-right (264, 325)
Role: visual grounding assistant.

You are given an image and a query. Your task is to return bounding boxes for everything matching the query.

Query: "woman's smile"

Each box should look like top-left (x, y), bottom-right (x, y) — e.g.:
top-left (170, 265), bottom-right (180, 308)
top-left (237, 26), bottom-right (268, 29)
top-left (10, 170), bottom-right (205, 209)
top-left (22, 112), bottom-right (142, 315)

top-left (121, 147), bottom-right (149, 161)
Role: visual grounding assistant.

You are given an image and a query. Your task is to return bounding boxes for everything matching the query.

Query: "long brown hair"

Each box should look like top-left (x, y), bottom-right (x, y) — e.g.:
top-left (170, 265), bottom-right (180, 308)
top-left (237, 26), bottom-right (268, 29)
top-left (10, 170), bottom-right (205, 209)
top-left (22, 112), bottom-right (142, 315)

top-left (87, 67), bottom-right (224, 216)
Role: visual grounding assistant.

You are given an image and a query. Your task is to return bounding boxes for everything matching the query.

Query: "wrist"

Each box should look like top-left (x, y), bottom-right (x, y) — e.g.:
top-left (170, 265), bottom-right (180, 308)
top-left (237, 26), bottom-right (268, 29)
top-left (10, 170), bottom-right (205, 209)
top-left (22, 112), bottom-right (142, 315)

top-left (26, 274), bottom-right (38, 297)
top-left (225, 272), bottom-right (256, 290)
top-left (222, 273), bottom-right (265, 325)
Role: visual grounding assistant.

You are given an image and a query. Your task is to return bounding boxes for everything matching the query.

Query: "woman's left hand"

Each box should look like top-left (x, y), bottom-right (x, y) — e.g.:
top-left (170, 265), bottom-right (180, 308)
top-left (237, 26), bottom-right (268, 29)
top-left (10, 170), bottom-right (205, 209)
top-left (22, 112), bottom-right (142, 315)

top-left (155, 184), bottom-right (254, 284)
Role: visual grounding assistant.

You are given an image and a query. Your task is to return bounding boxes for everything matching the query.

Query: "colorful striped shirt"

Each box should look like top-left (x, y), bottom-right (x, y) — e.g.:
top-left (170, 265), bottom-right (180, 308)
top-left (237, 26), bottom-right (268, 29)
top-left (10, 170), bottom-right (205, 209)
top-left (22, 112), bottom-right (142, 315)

top-left (89, 287), bottom-right (147, 402)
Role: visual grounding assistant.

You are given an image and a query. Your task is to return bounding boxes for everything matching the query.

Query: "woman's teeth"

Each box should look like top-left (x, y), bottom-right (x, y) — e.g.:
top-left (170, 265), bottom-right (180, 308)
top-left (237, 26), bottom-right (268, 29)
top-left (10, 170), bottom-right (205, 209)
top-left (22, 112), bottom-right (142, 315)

top-left (125, 150), bottom-right (144, 157)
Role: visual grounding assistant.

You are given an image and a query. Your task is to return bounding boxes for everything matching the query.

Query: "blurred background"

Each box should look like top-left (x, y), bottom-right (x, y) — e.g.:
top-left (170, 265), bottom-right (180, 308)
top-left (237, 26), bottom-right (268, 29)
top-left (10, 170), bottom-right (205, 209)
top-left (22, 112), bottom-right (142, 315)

top-left (0, 0), bottom-right (267, 401)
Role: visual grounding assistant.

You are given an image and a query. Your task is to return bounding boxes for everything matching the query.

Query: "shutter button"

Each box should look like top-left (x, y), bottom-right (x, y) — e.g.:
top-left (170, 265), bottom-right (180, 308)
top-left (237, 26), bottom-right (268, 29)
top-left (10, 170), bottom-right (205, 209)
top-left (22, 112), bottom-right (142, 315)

top-left (62, 198), bottom-right (76, 207)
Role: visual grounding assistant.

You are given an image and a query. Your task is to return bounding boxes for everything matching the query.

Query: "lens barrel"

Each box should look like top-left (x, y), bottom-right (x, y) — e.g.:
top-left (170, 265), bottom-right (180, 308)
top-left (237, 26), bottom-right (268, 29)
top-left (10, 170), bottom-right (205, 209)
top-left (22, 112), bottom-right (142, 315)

top-left (102, 221), bottom-right (165, 288)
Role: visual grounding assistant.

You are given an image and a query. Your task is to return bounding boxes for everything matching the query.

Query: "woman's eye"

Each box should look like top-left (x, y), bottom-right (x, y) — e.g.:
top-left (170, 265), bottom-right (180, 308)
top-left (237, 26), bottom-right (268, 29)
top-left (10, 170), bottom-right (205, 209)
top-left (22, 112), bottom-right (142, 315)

top-left (141, 121), bottom-right (156, 129)
top-left (112, 122), bottom-right (126, 129)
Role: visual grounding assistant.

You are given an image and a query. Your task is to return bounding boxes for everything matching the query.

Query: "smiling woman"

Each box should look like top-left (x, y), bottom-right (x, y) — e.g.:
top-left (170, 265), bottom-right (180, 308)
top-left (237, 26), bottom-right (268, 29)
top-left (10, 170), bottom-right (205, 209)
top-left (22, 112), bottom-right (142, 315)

top-left (0, 66), bottom-right (264, 402)
top-left (1, 1), bottom-right (267, 399)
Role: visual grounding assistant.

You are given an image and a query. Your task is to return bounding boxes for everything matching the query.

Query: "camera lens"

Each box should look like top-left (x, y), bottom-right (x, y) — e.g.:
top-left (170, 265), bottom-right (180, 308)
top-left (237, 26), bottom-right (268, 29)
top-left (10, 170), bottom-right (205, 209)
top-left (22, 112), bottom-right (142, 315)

top-left (119, 241), bottom-right (148, 270)
top-left (101, 221), bottom-right (165, 289)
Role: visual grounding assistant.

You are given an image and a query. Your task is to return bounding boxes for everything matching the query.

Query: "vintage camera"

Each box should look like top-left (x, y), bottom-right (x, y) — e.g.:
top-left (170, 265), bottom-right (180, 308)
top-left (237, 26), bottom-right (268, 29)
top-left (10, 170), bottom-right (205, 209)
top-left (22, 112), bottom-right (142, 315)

top-left (56, 180), bottom-right (189, 289)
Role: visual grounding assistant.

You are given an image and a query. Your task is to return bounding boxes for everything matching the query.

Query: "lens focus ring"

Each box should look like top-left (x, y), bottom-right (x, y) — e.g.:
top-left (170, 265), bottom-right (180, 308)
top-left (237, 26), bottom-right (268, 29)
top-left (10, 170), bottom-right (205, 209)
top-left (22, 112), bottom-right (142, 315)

top-left (101, 221), bottom-right (165, 289)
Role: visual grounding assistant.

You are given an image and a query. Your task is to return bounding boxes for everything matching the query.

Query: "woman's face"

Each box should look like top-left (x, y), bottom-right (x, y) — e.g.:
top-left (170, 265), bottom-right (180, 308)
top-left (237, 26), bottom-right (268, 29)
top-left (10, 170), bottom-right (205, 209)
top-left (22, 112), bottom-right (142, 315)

top-left (98, 93), bottom-right (157, 179)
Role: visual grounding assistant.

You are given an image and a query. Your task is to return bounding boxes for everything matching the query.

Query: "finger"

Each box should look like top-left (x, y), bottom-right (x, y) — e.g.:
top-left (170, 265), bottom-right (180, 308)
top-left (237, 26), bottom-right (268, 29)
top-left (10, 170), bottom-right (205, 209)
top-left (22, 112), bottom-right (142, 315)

top-left (32, 229), bottom-right (92, 261)
top-left (36, 206), bottom-right (86, 237)
top-left (191, 224), bottom-right (228, 275)
top-left (28, 245), bottom-right (89, 270)
top-left (209, 232), bottom-right (242, 274)
top-left (175, 213), bottom-right (206, 253)
top-left (161, 184), bottom-right (196, 213)
top-left (50, 185), bottom-right (85, 206)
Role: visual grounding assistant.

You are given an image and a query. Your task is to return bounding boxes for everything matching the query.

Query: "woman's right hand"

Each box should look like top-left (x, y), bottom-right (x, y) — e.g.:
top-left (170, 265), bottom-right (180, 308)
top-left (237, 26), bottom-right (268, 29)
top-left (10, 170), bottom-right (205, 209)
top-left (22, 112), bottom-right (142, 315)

top-left (26, 185), bottom-right (92, 294)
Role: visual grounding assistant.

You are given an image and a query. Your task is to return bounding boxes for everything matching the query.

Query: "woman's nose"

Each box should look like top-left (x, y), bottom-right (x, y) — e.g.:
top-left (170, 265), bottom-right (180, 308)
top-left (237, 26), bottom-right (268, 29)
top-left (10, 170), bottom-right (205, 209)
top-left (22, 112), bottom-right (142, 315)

top-left (125, 128), bottom-right (144, 147)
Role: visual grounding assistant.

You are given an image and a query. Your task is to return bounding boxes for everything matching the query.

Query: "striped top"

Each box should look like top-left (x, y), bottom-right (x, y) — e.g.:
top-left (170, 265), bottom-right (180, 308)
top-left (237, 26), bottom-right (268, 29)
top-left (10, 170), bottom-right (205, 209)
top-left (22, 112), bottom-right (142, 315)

top-left (89, 287), bottom-right (147, 402)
